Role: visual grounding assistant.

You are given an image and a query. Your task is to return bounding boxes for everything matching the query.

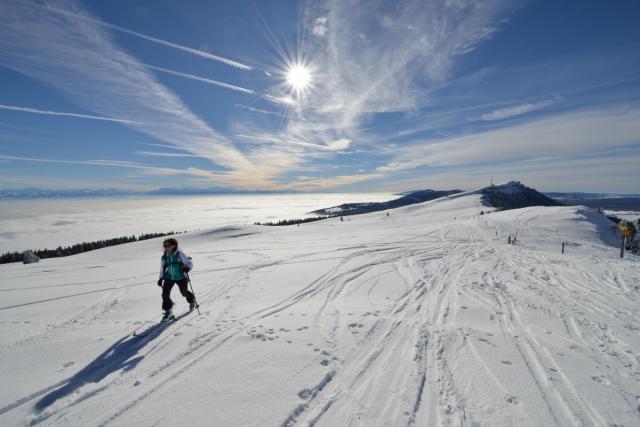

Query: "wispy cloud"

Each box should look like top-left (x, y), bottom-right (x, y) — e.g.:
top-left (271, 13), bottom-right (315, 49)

top-left (477, 97), bottom-right (559, 121)
top-left (376, 106), bottom-right (640, 173)
top-left (312, 17), bottom-right (328, 37)
top-left (148, 65), bottom-right (255, 94)
top-left (233, 0), bottom-right (520, 185)
top-left (0, 153), bottom-right (186, 175)
top-left (140, 143), bottom-right (191, 151)
top-left (374, 147), bottom-right (640, 194)
top-left (44, 3), bottom-right (251, 70)
top-left (134, 150), bottom-right (201, 158)
top-left (0, 103), bottom-right (134, 123)
top-left (235, 134), bottom-right (349, 152)
top-left (0, 0), bottom-right (261, 187)
top-left (280, 172), bottom-right (383, 191)
top-left (234, 104), bottom-right (282, 116)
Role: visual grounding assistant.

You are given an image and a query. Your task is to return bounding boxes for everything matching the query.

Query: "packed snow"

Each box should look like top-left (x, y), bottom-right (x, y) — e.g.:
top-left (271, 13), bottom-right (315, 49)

top-left (1, 193), bottom-right (639, 426)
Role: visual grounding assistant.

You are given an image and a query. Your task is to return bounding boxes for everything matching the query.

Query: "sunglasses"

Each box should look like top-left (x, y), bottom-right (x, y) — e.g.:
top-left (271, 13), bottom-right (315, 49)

top-left (163, 243), bottom-right (175, 248)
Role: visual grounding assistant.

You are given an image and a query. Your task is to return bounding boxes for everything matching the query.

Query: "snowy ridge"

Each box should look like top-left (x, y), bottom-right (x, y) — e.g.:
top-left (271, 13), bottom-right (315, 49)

top-left (0, 193), bottom-right (639, 426)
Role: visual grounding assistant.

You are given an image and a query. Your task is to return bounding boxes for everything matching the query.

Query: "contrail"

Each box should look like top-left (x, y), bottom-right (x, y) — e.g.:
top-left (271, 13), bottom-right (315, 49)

top-left (435, 129), bottom-right (459, 138)
top-left (0, 103), bottom-right (134, 123)
top-left (45, 5), bottom-right (252, 71)
top-left (148, 65), bottom-right (254, 94)
top-left (234, 104), bottom-right (281, 116)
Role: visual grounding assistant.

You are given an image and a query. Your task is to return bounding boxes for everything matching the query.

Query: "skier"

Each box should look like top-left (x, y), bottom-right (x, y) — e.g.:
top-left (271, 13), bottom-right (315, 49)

top-left (157, 238), bottom-right (197, 322)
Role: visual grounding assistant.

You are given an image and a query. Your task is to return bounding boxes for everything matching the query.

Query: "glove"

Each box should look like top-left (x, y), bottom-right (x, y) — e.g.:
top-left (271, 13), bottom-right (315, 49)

top-left (157, 279), bottom-right (163, 287)
top-left (182, 266), bottom-right (190, 273)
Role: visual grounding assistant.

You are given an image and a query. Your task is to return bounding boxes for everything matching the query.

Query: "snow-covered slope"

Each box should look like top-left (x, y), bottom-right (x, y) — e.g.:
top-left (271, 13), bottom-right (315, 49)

top-left (1, 194), bottom-right (639, 426)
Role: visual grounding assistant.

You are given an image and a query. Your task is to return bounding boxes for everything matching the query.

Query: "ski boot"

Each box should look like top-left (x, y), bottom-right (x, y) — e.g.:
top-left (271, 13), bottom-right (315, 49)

top-left (161, 308), bottom-right (175, 323)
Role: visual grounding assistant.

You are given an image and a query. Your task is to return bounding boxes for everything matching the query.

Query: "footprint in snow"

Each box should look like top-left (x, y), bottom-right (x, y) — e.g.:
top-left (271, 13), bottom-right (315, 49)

top-left (298, 389), bottom-right (313, 400)
top-left (505, 394), bottom-right (519, 404)
top-left (591, 375), bottom-right (611, 385)
top-left (500, 361), bottom-right (512, 365)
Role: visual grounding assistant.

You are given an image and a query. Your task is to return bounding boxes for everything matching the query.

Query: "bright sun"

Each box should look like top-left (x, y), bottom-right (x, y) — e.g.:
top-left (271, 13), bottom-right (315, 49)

top-left (285, 64), bottom-right (312, 93)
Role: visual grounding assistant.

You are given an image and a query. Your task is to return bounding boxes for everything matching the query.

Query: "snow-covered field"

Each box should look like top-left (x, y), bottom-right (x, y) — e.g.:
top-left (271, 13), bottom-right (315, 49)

top-left (0, 193), bottom-right (393, 253)
top-left (1, 193), bottom-right (639, 426)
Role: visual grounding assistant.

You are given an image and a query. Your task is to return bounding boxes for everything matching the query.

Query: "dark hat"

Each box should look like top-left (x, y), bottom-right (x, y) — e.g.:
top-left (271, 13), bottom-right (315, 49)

top-left (163, 237), bottom-right (178, 248)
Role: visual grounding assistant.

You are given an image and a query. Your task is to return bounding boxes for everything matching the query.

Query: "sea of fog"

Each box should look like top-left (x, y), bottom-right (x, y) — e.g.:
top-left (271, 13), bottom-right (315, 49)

top-left (0, 193), bottom-right (394, 253)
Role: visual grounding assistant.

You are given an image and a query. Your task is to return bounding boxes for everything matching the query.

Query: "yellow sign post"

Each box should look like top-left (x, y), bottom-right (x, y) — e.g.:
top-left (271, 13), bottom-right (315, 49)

top-left (620, 224), bottom-right (631, 237)
top-left (619, 223), bottom-right (630, 258)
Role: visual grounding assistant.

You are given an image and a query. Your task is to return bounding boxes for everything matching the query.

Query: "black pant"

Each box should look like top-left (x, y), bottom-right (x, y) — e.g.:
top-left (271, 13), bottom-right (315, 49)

top-left (162, 278), bottom-right (194, 311)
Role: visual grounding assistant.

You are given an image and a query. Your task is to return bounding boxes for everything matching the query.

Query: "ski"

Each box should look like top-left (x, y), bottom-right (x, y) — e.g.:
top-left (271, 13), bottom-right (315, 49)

top-left (131, 311), bottom-right (189, 338)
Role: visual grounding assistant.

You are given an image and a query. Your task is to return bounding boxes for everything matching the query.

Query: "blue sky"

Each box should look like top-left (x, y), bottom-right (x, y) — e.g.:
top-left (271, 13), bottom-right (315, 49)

top-left (0, 0), bottom-right (639, 193)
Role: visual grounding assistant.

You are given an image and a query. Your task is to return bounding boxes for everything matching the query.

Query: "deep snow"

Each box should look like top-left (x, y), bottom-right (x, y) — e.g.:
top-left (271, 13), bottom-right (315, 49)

top-left (0, 193), bottom-right (639, 426)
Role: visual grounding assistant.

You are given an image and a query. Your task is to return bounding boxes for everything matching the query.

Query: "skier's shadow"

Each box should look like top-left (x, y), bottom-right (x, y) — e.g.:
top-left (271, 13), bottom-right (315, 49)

top-left (35, 316), bottom-right (182, 412)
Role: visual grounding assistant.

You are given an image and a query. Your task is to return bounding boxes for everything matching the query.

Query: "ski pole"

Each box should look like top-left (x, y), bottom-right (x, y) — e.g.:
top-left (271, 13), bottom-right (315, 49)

top-left (186, 272), bottom-right (201, 314)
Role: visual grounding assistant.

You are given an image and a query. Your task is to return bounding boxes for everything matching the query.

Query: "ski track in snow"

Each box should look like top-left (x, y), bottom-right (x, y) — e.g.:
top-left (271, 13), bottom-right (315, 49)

top-left (0, 194), bottom-right (639, 426)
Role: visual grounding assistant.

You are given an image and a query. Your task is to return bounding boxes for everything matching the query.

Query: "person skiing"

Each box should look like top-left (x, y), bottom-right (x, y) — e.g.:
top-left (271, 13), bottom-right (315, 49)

top-left (157, 237), bottom-right (197, 322)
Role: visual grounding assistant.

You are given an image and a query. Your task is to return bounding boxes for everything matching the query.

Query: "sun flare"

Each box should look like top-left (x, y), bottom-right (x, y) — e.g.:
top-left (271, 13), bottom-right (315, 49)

top-left (285, 63), bottom-right (312, 93)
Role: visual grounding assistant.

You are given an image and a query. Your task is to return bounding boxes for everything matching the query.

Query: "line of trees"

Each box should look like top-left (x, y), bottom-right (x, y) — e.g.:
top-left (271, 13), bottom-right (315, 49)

top-left (255, 216), bottom-right (332, 226)
top-left (0, 231), bottom-right (183, 264)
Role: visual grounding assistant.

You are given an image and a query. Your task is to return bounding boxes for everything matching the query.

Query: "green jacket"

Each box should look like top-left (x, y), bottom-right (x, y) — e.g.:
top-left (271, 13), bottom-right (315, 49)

top-left (160, 250), bottom-right (193, 281)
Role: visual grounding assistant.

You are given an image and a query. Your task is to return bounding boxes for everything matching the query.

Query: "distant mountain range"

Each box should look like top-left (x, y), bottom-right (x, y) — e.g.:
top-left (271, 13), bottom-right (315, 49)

top-left (0, 188), bottom-right (292, 200)
top-left (545, 191), bottom-right (640, 200)
top-left (546, 192), bottom-right (640, 211)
